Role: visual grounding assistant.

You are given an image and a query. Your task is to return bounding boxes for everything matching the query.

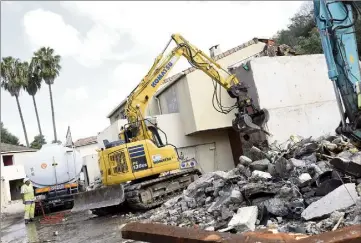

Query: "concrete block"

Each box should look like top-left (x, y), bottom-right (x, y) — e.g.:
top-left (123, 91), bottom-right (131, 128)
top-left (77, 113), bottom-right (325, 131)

top-left (164, 195), bottom-right (182, 208)
top-left (290, 158), bottom-right (306, 168)
top-left (251, 170), bottom-right (272, 179)
top-left (301, 183), bottom-right (358, 220)
top-left (239, 156), bottom-right (252, 166)
top-left (228, 206), bottom-right (258, 232)
top-left (230, 189), bottom-right (243, 203)
top-left (250, 159), bottom-right (270, 171)
top-left (298, 173), bottom-right (312, 184)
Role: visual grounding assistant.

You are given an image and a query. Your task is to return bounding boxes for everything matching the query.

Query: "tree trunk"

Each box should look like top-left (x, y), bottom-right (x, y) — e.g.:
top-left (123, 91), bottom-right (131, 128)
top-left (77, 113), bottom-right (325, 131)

top-left (32, 95), bottom-right (43, 136)
top-left (15, 95), bottom-right (29, 147)
top-left (48, 84), bottom-right (57, 142)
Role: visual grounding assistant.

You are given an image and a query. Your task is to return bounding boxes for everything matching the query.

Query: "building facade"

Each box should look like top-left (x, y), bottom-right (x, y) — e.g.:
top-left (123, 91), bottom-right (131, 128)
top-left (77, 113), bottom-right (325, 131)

top-left (0, 143), bottom-right (37, 205)
top-left (74, 136), bottom-right (98, 157)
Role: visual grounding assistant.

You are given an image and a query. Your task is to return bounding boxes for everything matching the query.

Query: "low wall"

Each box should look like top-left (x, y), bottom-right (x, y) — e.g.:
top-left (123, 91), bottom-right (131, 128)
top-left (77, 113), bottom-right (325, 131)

top-left (231, 54), bottom-right (340, 144)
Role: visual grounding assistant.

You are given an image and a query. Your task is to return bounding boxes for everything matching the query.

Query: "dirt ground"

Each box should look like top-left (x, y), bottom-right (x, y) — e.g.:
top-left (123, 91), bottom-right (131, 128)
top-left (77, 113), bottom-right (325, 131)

top-left (1, 209), bottom-right (143, 243)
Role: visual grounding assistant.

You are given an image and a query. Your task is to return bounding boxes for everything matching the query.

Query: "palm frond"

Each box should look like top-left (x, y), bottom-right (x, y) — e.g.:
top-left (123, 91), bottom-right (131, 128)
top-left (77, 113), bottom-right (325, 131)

top-left (34, 46), bottom-right (62, 85)
top-left (0, 57), bottom-right (28, 97)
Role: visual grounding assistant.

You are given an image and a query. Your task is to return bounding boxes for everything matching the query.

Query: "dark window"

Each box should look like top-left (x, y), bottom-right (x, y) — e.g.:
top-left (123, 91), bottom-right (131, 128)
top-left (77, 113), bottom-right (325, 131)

top-left (120, 110), bottom-right (126, 119)
top-left (3, 155), bottom-right (13, 166)
top-left (159, 85), bottom-right (179, 114)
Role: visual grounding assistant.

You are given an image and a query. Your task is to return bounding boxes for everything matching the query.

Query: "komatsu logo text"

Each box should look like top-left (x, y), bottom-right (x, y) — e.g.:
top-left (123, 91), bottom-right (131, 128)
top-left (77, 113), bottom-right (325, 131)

top-left (151, 62), bottom-right (173, 88)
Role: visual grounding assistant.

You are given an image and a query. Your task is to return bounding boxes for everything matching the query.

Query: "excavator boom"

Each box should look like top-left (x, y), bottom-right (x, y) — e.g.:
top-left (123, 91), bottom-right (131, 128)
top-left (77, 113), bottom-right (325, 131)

top-left (313, 0), bottom-right (361, 144)
top-left (125, 33), bottom-right (269, 142)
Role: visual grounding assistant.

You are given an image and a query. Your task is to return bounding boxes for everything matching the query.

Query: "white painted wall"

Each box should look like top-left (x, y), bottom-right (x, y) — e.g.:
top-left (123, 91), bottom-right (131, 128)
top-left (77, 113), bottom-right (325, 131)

top-left (185, 43), bottom-right (266, 134)
top-left (1, 151), bottom-right (36, 204)
top-left (232, 54), bottom-right (340, 144)
top-left (82, 154), bottom-right (101, 184)
top-left (5, 151), bottom-right (36, 167)
top-left (1, 179), bottom-right (6, 208)
top-left (97, 119), bottom-right (128, 149)
top-left (75, 143), bottom-right (99, 157)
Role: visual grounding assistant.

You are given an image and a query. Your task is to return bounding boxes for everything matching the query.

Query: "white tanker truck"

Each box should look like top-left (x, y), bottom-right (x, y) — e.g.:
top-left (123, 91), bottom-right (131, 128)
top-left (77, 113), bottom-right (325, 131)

top-left (24, 143), bottom-right (85, 214)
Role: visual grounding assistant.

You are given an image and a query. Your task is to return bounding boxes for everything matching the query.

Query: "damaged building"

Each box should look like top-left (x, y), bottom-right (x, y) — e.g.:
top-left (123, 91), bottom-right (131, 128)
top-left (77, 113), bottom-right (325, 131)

top-left (100, 41), bottom-right (339, 173)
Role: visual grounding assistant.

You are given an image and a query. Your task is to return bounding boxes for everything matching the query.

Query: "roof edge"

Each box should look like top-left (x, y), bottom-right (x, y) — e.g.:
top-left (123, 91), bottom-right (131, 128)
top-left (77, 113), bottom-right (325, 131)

top-left (74, 141), bottom-right (98, 148)
top-left (107, 98), bottom-right (127, 118)
top-left (1, 150), bottom-right (37, 154)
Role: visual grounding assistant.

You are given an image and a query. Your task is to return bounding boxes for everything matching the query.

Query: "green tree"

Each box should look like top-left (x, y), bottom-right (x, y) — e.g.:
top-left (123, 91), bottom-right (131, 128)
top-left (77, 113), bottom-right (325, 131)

top-left (1, 57), bottom-right (30, 147)
top-left (30, 134), bottom-right (46, 149)
top-left (294, 27), bottom-right (323, 55)
top-left (275, 2), bottom-right (361, 57)
top-left (26, 57), bottom-right (43, 136)
top-left (0, 122), bottom-right (20, 145)
top-left (34, 47), bottom-right (61, 143)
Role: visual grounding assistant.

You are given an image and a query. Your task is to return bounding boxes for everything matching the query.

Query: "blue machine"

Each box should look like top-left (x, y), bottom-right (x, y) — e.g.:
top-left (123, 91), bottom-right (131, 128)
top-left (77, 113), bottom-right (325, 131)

top-left (313, 0), bottom-right (361, 143)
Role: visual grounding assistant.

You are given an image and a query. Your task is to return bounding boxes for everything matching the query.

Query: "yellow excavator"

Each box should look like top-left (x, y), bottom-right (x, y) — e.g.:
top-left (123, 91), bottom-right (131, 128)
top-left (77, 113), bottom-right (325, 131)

top-left (72, 34), bottom-right (269, 215)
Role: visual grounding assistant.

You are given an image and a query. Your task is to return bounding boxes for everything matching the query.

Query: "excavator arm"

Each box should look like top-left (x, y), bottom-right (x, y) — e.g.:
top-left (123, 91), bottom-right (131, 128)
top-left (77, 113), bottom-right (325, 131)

top-left (313, 0), bottom-right (361, 144)
top-left (123, 34), bottom-right (269, 142)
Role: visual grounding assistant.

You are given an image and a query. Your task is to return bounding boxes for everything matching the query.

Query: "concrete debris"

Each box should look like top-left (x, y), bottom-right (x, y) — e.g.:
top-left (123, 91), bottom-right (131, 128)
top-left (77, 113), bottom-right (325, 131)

top-left (301, 183), bottom-right (358, 220)
top-left (227, 206), bottom-right (258, 232)
top-left (250, 158), bottom-right (270, 171)
top-left (298, 173), bottom-right (312, 184)
top-left (239, 155), bottom-right (252, 166)
top-left (129, 134), bottom-right (361, 236)
top-left (251, 170), bottom-right (272, 179)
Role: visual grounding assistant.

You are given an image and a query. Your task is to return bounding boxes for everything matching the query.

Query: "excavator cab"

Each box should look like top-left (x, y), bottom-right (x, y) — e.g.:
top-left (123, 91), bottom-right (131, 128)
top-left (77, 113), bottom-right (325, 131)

top-left (121, 118), bottom-right (168, 147)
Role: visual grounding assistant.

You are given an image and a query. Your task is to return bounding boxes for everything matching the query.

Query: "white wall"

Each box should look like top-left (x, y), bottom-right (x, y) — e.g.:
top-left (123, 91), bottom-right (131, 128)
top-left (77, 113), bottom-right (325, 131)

top-left (1, 151), bottom-right (36, 204)
top-left (1, 179), bottom-right (6, 208)
top-left (233, 54), bottom-right (340, 144)
top-left (185, 43), bottom-right (266, 134)
top-left (83, 154), bottom-right (100, 184)
top-left (97, 119), bottom-right (128, 149)
top-left (6, 151), bottom-right (37, 167)
top-left (76, 144), bottom-right (99, 157)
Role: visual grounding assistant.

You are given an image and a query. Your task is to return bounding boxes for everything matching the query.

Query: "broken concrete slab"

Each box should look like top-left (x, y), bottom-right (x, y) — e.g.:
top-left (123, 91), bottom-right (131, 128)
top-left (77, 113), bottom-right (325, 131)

top-left (275, 157), bottom-right (294, 177)
top-left (184, 171), bottom-right (231, 198)
top-left (164, 195), bottom-right (182, 208)
top-left (315, 179), bottom-right (342, 196)
top-left (250, 159), bottom-right (270, 171)
top-left (227, 206), bottom-right (258, 232)
top-left (239, 156), bottom-right (252, 166)
top-left (298, 173), bottom-right (312, 185)
top-left (301, 183), bottom-right (358, 221)
top-left (229, 189), bottom-right (243, 203)
top-left (263, 198), bottom-right (289, 217)
top-left (290, 158), bottom-right (306, 168)
top-left (330, 155), bottom-right (361, 178)
top-left (251, 170), bottom-right (272, 179)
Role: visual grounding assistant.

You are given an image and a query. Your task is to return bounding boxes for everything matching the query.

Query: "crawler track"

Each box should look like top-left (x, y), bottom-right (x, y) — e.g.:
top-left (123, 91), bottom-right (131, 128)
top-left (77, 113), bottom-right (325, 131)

top-left (125, 168), bottom-right (201, 210)
top-left (91, 169), bottom-right (200, 216)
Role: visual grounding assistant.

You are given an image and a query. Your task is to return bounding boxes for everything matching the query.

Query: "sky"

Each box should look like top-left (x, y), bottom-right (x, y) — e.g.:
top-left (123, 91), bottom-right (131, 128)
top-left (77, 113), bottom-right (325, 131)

top-left (1, 1), bottom-right (305, 145)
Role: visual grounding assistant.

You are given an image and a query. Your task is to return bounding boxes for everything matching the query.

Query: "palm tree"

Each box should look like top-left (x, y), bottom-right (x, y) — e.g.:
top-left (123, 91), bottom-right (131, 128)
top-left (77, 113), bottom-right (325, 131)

top-left (34, 47), bottom-right (61, 143)
top-left (0, 57), bottom-right (30, 147)
top-left (25, 57), bottom-right (43, 136)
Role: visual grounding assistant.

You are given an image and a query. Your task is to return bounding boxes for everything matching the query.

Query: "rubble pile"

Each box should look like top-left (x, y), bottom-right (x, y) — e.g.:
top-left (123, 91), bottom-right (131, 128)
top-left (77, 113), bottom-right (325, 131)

top-left (134, 135), bottom-right (361, 235)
